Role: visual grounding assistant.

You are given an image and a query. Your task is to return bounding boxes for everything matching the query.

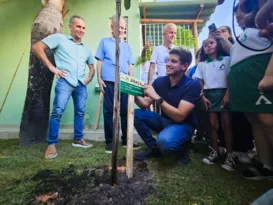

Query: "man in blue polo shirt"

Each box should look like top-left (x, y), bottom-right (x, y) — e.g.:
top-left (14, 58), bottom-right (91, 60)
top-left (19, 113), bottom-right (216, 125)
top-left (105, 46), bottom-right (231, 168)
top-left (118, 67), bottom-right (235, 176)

top-left (95, 15), bottom-right (140, 153)
top-left (32, 15), bottom-right (95, 159)
top-left (134, 47), bottom-right (201, 163)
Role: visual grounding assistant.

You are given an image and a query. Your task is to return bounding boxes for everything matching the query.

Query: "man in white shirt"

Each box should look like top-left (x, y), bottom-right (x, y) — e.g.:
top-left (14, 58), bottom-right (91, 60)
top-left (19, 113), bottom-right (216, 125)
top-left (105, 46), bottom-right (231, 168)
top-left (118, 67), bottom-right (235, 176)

top-left (147, 23), bottom-right (177, 85)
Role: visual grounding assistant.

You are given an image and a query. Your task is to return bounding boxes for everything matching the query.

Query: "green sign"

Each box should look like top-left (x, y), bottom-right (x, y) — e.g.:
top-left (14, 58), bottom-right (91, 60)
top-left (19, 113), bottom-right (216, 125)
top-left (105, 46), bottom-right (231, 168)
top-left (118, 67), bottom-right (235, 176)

top-left (120, 73), bottom-right (144, 97)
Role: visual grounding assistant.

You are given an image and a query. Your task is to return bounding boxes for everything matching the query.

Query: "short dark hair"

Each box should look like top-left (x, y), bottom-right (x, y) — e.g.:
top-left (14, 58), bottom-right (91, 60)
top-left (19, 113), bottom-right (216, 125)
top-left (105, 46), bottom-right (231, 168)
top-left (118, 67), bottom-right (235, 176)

top-left (169, 47), bottom-right (192, 67)
top-left (69, 15), bottom-right (84, 25)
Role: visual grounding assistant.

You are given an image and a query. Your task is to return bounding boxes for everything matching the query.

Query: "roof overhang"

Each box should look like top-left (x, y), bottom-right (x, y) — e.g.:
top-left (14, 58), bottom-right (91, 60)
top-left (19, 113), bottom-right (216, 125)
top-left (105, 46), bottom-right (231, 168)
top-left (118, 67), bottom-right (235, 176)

top-left (139, 0), bottom-right (223, 32)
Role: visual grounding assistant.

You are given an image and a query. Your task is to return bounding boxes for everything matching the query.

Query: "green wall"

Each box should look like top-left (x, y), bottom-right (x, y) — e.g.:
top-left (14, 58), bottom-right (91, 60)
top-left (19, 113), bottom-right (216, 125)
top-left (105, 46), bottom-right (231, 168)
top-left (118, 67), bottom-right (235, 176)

top-left (0, 0), bottom-right (141, 126)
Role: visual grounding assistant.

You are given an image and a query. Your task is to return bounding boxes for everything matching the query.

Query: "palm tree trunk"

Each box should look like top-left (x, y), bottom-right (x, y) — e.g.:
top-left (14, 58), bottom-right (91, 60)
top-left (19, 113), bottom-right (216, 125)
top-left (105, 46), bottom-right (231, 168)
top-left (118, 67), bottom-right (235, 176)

top-left (19, 1), bottom-right (64, 146)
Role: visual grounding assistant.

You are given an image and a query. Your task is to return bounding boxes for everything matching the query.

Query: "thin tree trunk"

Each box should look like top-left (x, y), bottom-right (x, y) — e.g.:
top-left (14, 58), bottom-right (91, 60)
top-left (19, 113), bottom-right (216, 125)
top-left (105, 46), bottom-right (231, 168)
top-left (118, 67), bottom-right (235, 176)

top-left (111, 0), bottom-right (121, 185)
top-left (19, 1), bottom-right (64, 146)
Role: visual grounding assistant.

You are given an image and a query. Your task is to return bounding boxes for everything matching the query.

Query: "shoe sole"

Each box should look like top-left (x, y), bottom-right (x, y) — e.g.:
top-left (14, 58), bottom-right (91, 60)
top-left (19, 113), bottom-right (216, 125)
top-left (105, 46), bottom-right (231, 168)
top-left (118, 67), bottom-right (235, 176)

top-left (242, 175), bottom-right (273, 181)
top-left (45, 152), bottom-right (58, 159)
top-left (122, 145), bottom-right (141, 150)
top-left (202, 158), bottom-right (214, 165)
top-left (72, 143), bottom-right (93, 148)
top-left (105, 150), bottom-right (112, 154)
top-left (221, 164), bottom-right (235, 172)
top-left (238, 158), bottom-right (251, 164)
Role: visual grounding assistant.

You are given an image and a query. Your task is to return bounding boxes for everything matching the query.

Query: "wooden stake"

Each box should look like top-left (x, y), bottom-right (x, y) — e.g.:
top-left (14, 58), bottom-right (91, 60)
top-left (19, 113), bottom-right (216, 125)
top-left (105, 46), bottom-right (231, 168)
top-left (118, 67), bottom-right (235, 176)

top-left (140, 18), bottom-right (204, 24)
top-left (126, 95), bottom-right (134, 178)
top-left (111, 0), bottom-right (121, 186)
top-left (193, 21), bottom-right (199, 54)
top-left (93, 92), bottom-right (103, 131)
top-left (0, 36), bottom-right (30, 112)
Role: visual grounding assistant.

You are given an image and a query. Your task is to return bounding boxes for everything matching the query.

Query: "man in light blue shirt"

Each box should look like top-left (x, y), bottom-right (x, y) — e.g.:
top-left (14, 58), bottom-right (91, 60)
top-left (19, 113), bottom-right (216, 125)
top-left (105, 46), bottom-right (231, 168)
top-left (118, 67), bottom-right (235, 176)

top-left (32, 15), bottom-right (95, 159)
top-left (95, 14), bottom-right (140, 153)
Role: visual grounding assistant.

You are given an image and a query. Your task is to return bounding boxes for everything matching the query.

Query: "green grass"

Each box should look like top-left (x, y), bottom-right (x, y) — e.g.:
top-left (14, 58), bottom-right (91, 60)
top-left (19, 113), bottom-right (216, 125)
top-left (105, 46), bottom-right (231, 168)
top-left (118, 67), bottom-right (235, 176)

top-left (0, 139), bottom-right (272, 205)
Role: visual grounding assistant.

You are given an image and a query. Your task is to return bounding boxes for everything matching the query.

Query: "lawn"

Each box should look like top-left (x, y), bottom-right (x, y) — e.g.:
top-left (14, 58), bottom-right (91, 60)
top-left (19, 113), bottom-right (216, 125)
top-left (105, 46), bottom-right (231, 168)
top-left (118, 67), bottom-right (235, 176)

top-left (0, 139), bottom-right (272, 205)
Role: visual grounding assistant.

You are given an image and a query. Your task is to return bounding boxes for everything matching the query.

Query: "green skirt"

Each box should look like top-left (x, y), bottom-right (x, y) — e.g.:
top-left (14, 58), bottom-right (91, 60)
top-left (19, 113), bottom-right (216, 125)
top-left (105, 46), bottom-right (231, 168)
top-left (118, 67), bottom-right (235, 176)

top-left (204, 89), bottom-right (227, 112)
top-left (229, 53), bottom-right (273, 113)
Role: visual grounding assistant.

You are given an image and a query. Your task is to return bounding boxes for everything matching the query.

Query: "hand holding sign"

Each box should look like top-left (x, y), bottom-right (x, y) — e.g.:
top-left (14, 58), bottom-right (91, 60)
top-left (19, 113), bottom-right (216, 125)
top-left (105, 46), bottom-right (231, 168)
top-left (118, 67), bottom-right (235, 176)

top-left (144, 85), bottom-right (160, 100)
top-left (120, 73), bottom-right (144, 97)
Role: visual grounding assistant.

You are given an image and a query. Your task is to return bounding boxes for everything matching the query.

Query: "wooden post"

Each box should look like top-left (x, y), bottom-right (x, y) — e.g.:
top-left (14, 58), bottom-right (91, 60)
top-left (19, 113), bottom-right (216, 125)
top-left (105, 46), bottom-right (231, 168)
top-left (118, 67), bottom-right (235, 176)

top-left (193, 21), bottom-right (199, 54)
top-left (126, 95), bottom-right (134, 178)
top-left (0, 36), bottom-right (29, 112)
top-left (93, 92), bottom-right (103, 131)
top-left (140, 19), bottom-right (204, 24)
top-left (111, 0), bottom-right (121, 186)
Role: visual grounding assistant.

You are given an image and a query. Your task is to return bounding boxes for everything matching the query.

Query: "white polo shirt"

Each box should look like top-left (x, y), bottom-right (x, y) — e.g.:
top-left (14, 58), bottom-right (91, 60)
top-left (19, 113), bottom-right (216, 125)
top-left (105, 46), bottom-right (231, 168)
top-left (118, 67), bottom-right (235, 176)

top-left (150, 44), bottom-right (176, 77)
top-left (193, 56), bottom-right (231, 90)
top-left (231, 28), bottom-right (273, 66)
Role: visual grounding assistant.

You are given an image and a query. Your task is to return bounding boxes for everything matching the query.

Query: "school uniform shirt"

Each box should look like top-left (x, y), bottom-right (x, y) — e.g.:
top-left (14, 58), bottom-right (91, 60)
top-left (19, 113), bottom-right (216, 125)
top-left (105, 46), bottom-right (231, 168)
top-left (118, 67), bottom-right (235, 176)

top-left (230, 28), bottom-right (273, 67)
top-left (150, 44), bottom-right (176, 77)
top-left (193, 56), bottom-right (231, 90)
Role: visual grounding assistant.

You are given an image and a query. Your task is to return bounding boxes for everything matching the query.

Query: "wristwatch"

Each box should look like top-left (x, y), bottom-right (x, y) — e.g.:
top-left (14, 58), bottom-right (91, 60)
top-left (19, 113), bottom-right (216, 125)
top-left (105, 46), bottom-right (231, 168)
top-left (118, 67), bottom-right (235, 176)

top-left (156, 97), bottom-right (164, 105)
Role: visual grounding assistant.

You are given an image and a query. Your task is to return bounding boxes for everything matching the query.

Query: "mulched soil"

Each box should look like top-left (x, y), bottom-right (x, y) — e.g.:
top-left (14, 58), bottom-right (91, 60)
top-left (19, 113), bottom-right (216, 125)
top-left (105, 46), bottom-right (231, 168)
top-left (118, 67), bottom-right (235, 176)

top-left (29, 158), bottom-right (156, 205)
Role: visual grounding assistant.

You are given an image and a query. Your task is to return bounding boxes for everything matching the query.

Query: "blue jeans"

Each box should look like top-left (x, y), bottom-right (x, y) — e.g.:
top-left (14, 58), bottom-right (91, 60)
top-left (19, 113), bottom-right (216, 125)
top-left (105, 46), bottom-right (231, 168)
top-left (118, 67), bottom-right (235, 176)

top-left (103, 81), bottom-right (128, 144)
top-left (47, 78), bottom-right (87, 144)
top-left (134, 109), bottom-right (193, 156)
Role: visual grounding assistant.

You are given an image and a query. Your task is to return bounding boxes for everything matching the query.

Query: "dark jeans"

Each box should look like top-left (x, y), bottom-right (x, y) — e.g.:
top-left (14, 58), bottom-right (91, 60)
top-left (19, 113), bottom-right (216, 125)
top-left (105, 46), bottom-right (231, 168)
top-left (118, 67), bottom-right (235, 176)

top-left (134, 109), bottom-right (193, 156)
top-left (47, 78), bottom-right (87, 144)
top-left (103, 81), bottom-right (128, 144)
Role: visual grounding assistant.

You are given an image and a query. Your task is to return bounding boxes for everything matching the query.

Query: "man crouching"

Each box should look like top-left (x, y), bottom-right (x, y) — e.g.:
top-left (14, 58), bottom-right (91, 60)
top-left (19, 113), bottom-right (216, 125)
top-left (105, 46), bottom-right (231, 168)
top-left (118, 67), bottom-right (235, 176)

top-left (134, 47), bottom-right (201, 164)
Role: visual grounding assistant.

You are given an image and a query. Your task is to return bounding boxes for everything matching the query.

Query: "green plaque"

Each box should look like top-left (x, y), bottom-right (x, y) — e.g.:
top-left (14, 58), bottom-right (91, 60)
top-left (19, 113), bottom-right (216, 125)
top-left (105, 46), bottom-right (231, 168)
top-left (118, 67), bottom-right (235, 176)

top-left (120, 73), bottom-right (144, 97)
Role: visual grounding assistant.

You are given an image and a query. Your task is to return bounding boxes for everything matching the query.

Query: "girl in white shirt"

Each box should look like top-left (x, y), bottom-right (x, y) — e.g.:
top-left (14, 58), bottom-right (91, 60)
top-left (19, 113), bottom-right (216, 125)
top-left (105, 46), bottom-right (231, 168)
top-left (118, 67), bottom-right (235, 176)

top-left (193, 36), bottom-right (235, 171)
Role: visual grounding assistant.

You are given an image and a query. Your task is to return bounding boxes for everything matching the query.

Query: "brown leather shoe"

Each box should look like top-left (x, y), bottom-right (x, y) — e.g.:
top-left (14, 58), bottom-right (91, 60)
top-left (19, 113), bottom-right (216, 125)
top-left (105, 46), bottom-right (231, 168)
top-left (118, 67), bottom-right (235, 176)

top-left (72, 139), bottom-right (93, 148)
top-left (45, 145), bottom-right (58, 159)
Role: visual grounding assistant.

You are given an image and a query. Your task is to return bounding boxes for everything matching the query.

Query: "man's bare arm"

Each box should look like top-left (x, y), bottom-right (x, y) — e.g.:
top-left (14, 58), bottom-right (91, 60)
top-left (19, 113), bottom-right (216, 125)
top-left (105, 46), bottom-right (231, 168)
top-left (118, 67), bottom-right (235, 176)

top-left (84, 64), bottom-right (95, 85)
top-left (31, 41), bottom-right (66, 78)
top-left (147, 63), bottom-right (155, 85)
top-left (96, 60), bottom-right (106, 93)
top-left (129, 64), bottom-right (134, 76)
top-left (135, 96), bottom-right (153, 109)
top-left (159, 100), bottom-right (195, 123)
top-left (143, 85), bottom-right (195, 123)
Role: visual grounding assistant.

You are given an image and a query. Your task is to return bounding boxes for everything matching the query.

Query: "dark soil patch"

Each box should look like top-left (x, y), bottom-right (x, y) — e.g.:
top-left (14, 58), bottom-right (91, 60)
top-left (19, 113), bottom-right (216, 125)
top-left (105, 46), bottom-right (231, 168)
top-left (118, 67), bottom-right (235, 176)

top-left (28, 158), bottom-right (156, 205)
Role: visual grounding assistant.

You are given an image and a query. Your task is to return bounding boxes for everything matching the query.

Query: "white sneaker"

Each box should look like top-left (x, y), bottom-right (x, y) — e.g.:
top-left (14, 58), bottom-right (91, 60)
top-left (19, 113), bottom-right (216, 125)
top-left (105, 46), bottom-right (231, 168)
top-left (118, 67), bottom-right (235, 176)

top-left (233, 152), bottom-right (251, 164)
top-left (248, 150), bottom-right (257, 159)
top-left (203, 148), bottom-right (220, 165)
top-left (221, 153), bottom-right (236, 171)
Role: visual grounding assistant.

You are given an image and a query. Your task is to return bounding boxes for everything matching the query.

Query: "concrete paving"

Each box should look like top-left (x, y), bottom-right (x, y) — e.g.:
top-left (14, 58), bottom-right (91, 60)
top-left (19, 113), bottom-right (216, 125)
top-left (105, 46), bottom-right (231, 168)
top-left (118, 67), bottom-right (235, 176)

top-left (0, 124), bottom-right (143, 142)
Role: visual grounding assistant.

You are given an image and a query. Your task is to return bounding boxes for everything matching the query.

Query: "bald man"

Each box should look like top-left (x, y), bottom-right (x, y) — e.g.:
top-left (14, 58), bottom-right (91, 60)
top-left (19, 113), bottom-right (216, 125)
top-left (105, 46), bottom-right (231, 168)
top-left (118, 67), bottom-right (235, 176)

top-left (147, 23), bottom-right (177, 85)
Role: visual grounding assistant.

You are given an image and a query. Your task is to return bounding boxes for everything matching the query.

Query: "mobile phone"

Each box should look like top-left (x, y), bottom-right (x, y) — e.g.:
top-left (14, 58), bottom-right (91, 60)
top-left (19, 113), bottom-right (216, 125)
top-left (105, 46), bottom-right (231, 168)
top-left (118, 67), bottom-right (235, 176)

top-left (208, 23), bottom-right (217, 32)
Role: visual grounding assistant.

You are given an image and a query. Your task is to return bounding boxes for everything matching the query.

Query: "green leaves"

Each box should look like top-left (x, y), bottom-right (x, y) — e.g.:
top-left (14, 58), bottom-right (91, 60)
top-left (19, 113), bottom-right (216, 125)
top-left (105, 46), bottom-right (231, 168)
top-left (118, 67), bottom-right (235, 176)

top-left (173, 26), bottom-right (195, 50)
top-left (124, 0), bottom-right (131, 10)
